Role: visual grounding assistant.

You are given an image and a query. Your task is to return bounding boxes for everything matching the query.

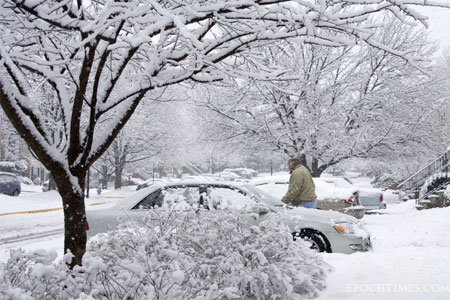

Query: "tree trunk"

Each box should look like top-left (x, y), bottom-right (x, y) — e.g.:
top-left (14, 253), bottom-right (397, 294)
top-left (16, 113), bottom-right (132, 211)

top-left (300, 154), bottom-right (307, 168)
top-left (311, 157), bottom-right (321, 177)
top-left (53, 171), bottom-right (87, 268)
top-left (114, 165), bottom-right (123, 189)
top-left (100, 164), bottom-right (109, 189)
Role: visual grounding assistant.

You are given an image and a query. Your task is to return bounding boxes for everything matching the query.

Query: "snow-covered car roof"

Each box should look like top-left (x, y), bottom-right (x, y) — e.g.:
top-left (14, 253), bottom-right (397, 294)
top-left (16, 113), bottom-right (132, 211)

top-left (218, 171), bottom-right (241, 178)
top-left (250, 175), bottom-right (357, 200)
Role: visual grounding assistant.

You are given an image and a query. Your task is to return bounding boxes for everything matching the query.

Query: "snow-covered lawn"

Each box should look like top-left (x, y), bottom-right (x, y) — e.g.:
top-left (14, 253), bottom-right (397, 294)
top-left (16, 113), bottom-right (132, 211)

top-left (1, 184), bottom-right (450, 299)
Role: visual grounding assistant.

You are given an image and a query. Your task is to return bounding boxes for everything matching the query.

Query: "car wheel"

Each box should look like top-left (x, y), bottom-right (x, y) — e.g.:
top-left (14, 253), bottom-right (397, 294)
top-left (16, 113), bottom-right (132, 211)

top-left (293, 230), bottom-right (329, 253)
top-left (13, 189), bottom-right (20, 196)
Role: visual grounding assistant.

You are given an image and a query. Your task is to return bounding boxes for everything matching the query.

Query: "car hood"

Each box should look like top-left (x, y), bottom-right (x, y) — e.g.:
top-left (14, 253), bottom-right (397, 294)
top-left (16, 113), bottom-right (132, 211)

top-left (277, 205), bottom-right (358, 225)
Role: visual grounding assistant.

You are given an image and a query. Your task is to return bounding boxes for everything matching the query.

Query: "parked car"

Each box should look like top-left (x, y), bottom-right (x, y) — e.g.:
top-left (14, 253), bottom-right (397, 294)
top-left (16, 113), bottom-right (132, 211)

top-left (180, 175), bottom-right (217, 182)
top-left (217, 171), bottom-right (241, 181)
top-left (223, 168), bottom-right (258, 179)
top-left (0, 172), bottom-right (21, 196)
top-left (250, 175), bottom-right (365, 219)
top-left (320, 177), bottom-right (386, 211)
top-left (87, 181), bottom-right (371, 254)
top-left (19, 176), bottom-right (33, 185)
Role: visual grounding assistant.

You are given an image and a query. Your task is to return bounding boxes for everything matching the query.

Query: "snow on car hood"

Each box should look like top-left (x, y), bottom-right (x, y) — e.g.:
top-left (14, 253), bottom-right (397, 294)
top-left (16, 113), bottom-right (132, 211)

top-left (280, 205), bottom-right (358, 225)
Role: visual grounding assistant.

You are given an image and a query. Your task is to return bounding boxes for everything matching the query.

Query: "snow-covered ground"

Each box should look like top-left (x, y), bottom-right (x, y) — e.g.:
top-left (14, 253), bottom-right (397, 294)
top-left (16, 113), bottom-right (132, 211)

top-left (0, 186), bottom-right (137, 262)
top-left (1, 181), bottom-right (450, 299)
top-left (318, 201), bottom-right (450, 299)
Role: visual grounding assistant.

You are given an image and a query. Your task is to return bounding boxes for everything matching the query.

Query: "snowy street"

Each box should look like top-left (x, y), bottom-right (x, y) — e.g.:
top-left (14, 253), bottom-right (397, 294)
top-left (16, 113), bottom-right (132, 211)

top-left (1, 184), bottom-right (450, 299)
top-left (0, 187), bottom-right (134, 262)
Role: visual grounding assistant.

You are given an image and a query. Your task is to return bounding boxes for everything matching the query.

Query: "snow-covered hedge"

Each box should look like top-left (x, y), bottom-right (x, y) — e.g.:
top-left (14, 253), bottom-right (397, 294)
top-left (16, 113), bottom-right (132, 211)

top-left (0, 209), bottom-right (329, 299)
top-left (0, 160), bottom-right (28, 175)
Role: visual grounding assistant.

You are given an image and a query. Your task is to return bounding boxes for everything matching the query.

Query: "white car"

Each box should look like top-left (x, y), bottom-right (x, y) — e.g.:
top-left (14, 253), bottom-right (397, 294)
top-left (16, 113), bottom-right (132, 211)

top-left (217, 171), bottom-right (241, 181)
top-left (223, 168), bottom-right (258, 179)
top-left (86, 181), bottom-right (371, 254)
top-left (320, 177), bottom-right (387, 211)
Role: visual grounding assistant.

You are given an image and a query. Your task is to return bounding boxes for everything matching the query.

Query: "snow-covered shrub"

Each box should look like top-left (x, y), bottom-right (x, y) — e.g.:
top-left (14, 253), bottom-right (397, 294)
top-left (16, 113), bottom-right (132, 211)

top-left (0, 249), bottom-right (82, 300)
top-left (0, 209), bottom-right (329, 299)
top-left (85, 210), bottom-right (330, 299)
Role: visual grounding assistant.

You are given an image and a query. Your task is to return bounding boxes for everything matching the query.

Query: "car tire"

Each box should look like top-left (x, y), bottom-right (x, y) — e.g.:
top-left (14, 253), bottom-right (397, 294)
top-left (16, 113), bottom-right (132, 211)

top-left (13, 189), bottom-right (20, 196)
top-left (293, 230), bottom-right (330, 253)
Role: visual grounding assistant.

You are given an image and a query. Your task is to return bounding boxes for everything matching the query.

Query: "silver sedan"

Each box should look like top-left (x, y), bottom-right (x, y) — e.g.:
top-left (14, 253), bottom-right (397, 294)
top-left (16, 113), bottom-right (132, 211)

top-left (86, 181), bottom-right (371, 254)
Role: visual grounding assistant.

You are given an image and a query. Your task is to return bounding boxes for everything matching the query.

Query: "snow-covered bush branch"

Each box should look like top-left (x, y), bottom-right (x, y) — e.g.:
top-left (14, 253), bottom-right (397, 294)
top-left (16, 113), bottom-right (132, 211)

top-left (0, 209), bottom-right (329, 299)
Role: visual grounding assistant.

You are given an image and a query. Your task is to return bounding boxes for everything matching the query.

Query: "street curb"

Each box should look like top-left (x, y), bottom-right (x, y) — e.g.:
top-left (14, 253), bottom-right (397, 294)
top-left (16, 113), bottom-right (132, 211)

top-left (0, 201), bottom-right (113, 216)
top-left (0, 207), bottom-right (62, 216)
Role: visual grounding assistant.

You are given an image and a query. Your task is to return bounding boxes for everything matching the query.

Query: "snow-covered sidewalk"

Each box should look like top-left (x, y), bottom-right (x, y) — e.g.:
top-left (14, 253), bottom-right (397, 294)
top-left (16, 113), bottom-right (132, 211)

top-left (318, 201), bottom-right (450, 300)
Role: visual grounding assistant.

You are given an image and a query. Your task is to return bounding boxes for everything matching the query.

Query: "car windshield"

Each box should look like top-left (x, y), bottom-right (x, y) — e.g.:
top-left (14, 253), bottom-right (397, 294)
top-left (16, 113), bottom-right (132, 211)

top-left (241, 185), bottom-right (283, 207)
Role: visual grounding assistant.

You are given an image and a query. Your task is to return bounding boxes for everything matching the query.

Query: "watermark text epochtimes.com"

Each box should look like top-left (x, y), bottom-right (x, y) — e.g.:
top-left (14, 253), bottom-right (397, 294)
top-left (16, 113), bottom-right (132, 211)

top-left (347, 283), bottom-right (450, 294)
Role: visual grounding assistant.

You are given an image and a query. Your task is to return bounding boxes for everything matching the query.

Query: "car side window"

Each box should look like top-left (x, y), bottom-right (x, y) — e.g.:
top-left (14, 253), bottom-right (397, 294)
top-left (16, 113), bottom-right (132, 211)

top-left (162, 186), bottom-right (200, 207)
top-left (132, 186), bottom-right (201, 210)
top-left (132, 190), bottom-right (164, 209)
top-left (207, 186), bottom-right (255, 210)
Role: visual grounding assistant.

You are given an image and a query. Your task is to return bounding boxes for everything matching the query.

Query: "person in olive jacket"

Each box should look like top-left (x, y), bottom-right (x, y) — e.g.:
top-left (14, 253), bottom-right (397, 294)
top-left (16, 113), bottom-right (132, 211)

top-left (281, 158), bottom-right (317, 208)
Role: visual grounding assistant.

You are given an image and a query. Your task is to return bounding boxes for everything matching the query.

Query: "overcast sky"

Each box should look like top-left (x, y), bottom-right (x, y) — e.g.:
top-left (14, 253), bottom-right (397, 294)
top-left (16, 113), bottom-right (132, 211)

top-left (417, 6), bottom-right (450, 53)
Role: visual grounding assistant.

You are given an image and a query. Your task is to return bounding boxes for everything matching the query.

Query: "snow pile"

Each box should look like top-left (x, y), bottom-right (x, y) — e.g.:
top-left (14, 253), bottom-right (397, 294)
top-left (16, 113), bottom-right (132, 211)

top-left (0, 210), bottom-right (330, 299)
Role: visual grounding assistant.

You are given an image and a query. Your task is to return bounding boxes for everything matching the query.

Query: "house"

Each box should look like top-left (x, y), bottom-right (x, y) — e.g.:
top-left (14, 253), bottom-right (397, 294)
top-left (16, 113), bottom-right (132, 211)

top-left (0, 110), bottom-right (47, 182)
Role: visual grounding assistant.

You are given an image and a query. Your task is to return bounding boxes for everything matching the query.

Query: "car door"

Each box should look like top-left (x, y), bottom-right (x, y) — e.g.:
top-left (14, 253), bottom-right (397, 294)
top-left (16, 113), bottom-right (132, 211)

top-left (88, 186), bottom-right (202, 236)
top-left (131, 185), bottom-right (201, 211)
top-left (205, 185), bottom-right (255, 210)
top-left (205, 185), bottom-right (271, 225)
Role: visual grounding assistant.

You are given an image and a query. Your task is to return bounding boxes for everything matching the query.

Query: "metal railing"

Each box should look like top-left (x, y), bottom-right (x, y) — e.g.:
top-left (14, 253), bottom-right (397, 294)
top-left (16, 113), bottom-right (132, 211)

top-left (398, 150), bottom-right (450, 192)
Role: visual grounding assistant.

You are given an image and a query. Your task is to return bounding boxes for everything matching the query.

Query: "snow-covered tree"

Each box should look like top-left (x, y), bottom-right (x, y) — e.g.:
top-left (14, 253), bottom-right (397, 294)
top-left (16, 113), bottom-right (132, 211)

top-left (0, 0), bottom-right (448, 267)
top-left (204, 17), bottom-right (449, 176)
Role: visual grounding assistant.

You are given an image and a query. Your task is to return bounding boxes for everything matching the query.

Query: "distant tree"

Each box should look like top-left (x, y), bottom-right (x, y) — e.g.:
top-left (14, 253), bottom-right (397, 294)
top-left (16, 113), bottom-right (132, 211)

top-left (1, 0), bottom-right (448, 267)
top-left (92, 155), bottom-right (114, 190)
top-left (0, 111), bottom-right (20, 161)
top-left (109, 129), bottom-right (157, 189)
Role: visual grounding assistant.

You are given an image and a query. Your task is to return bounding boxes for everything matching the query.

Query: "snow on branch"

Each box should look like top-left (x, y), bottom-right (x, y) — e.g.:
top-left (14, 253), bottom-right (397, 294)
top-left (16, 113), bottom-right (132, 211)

top-left (0, 0), bottom-right (448, 176)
